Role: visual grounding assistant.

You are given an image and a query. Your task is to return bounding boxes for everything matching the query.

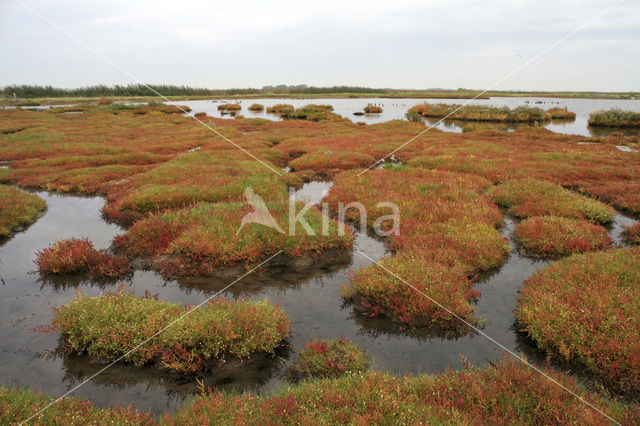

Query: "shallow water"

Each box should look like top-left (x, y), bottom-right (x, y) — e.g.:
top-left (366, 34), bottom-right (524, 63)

top-left (0, 185), bottom-right (636, 415)
top-left (177, 97), bottom-right (640, 137)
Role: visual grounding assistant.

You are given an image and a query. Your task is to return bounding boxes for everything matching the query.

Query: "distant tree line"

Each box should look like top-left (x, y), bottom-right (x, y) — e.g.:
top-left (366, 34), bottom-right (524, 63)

top-left (1, 84), bottom-right (390, 98)
top-left (281, 86), bottom-right (386, 94)
top-left (0, 84), bottom-right (258, 98)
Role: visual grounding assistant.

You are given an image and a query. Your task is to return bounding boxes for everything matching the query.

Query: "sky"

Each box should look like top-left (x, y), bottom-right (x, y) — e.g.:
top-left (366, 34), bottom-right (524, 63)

top-left (1, 0), bottom-right (639, 91)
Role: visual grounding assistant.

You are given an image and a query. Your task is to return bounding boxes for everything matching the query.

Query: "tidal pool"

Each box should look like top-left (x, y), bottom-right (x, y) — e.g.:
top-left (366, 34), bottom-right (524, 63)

top-left (0, 184), bottom-right (636, 415)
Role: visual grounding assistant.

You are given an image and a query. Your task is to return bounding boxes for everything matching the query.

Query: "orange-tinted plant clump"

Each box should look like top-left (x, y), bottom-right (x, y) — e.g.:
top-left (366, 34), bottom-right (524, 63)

top-left (217, 103), bottom-right (241, 111)
top-left (363, 104), bottom-right (383, 113)
top-left (0, 185), bottom-right (46, 237)
top-left (624, 222), bottom-right (640, 244)
top-left (485, 179), bottom-right (615, 224)
top-left (514, 216), bottom-right (612, 257)
top-left (35, 237), bottom-right (131, 278)
top-left (546, 107), bottom-right (576, 119)
top-left (517, 248), bottom-right (640, 396)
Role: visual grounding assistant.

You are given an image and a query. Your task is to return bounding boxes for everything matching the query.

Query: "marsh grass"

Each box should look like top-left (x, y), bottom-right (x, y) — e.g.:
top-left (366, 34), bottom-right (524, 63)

top-left (405, 110), bottom-right (422, 122)
top-left (266, 104), bottom-right (294, 115)
top-left (248, 103), bottom-right (264, 111)
top-left (217, 103), bottom-right (242, 111)
top-left (588, 109), bottom-right (640, 128)
top-left (546, 107), bottom-right (576, 120)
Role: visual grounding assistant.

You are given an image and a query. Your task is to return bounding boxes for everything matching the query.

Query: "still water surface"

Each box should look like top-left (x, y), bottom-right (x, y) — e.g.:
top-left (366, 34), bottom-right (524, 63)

top-left (0, 183), bottom-right (636, 414)
top-left (178, 97), bottom-right (640, 137)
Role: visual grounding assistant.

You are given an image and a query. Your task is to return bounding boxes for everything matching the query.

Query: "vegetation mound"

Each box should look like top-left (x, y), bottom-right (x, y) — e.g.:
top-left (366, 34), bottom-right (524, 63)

top-left (48, 288), bottom-right (290, 375)
top-left (288, 336), bottom-right (368, 380)
top-left (0, 386), bottom-right (157, 425)
top-left (283, 104), bottom-right (341, 121)
top-left (517, 248), bottom-right (640, 395)
top-left (266, 104), bottom-right (294, 115)
top-left (363, 104), bottom-right (383, 113)
top-left (328, 168), bottom-right (509, 329)
top-left (288, 151), bottom-right (376, 175)
top-left (546, 107), bottom-right (576, 119)
top-left (97, 102), bottom-right (190, 115)
top-left (5, 359), bottom-right (639, 424)
top-left (217, 103), bottom-right (241, 111)
top-left (588, 109), bottom-right (640, 128)
top-left (101, 151), bottom-right (288, 222)
top-left (36, 237), bottom-right (131, 278)
top-left (248, 103), bottom-right (264, 111)
top-left (514, 216), bottom-right (612, 257)
top-left (485, 179), bottom-right (615, 224)
top-left (113, 200), bottom-right (353, 277)
top-left (171, 358), bottom-right (640, 424)
top-left (0, 185), bottom-right (46, 238)
top-left (408, 103), bottom-right (549, 122)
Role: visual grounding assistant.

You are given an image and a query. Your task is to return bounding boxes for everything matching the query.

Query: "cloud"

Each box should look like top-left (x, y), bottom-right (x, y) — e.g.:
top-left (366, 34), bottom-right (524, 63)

top-left (0, 0), bottom-right (638, 90)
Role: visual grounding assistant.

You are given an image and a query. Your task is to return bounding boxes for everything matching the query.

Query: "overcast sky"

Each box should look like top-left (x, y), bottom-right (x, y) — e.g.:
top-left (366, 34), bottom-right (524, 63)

top-left (1, 0), bottom-right (638, 91)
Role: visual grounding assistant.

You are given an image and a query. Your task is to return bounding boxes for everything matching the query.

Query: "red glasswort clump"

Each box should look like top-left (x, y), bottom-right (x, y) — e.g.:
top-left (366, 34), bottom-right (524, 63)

top-left (0, 185), bottom-right (47, 238)
top-left (514, 216), bottom-right (612, 257)
top-left (35, 237), bottom-right (131, 278)
top-left (329, 168), bottom-right (509, 330)
top-left (517, 248), bottom-right (640, 396)
top-left (624, 222), bottom-right (640, 245)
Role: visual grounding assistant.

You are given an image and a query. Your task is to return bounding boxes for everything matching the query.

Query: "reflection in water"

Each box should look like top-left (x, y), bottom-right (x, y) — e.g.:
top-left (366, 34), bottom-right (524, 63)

top-left (0, 187), bottom-right (637, 415)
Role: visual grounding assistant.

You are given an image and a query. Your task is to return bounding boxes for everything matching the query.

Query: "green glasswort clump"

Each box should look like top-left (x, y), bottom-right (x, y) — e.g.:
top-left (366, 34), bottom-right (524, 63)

top-left (49, 288), bottom-right (290, 374)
